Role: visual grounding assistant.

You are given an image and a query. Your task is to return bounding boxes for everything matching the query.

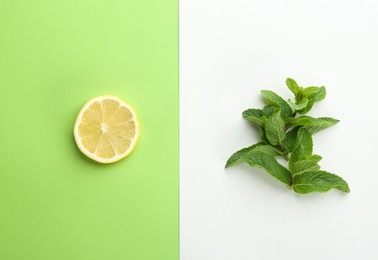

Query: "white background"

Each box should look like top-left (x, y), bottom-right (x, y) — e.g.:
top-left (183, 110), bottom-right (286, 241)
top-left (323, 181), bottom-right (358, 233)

top-left (180, 0), bottom-right (378, 259)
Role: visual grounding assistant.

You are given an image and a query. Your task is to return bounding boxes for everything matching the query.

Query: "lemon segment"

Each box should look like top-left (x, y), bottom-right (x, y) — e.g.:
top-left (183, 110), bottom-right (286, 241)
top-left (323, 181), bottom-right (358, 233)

top-left (74, 95), bottom-right (139, 164)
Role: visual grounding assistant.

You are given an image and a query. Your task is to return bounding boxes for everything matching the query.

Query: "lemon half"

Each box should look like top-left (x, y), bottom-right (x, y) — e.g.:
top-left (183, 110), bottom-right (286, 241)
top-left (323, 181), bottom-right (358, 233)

top-left (74, 95), bottom-right (140, 164)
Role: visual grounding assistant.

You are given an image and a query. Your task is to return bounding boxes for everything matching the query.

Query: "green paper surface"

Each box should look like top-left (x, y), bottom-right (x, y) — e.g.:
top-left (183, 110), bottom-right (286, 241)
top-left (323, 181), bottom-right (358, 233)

top-left (0, 1), bottom-right (178, 259)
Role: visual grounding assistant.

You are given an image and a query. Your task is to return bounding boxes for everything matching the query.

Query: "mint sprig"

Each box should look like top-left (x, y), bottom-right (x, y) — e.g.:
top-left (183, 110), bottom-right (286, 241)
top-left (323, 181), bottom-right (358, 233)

top-left (226, 78), bottom-right (350, 194)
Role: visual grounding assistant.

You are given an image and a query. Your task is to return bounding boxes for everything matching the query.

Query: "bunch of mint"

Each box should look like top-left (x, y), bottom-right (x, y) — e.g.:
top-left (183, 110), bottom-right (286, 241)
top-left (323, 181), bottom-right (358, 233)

top-left (225, 78), bottom-right (350, 194)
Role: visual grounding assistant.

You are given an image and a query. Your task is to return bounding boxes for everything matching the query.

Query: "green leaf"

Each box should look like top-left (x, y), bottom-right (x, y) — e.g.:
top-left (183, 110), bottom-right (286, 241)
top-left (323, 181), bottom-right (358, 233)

top-left (286, 116), bottom-right (339, 134)
top-left (308, 154), bottom-right (322, 163)
top-left (225, 143), bottom-right (283, 168)
top-left (225, 142), bottom-right (266, 168)
top-left (286, 78), bottom-right (300, 95)
top-left (282, 126), bottom-right (299, 152)
top-left (259, 126), bottom-right (269, 144)
top-left (304, 117), bottom-right (339, 135)
top-left (288, 98), bottom-right (308, 111)
top-left (245, 151), bottom-right (291, 186)
top-left (303, 86), bottom-right (326, 100)
top-left (294, 170), bottom-right (350, 194)
top-left (261, 90), bottom-right (293, 119)
top-left (262, 104), bottom-right (276, 117)
top-left (242, 108), bottom-right (265, 126)
top-left (297, 86), bottom-right (326, 114)
top-left (289, 128), bottom-right (313, 163)
top-left (289, 159), bottom-right (320, 176)
top-left (265, 111), bottom-right (286, 146)
top-left (252, 144), bottom-right (284, 157)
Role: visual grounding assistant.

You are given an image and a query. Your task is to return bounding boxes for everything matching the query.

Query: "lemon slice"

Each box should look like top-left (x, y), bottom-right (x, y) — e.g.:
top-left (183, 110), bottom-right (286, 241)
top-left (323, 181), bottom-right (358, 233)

top-left (74, 95), bottom-right (140, 164)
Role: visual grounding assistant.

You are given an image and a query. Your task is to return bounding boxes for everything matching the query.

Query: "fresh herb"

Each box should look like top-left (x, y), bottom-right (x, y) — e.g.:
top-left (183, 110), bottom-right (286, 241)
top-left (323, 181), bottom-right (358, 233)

top-left (225, 78), bottom-right (350, 194)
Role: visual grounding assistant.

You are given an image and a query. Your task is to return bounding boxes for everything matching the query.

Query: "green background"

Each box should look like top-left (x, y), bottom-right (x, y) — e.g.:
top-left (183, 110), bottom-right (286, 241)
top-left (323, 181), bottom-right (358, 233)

top-left (0, 1), bottom-right (178, 259)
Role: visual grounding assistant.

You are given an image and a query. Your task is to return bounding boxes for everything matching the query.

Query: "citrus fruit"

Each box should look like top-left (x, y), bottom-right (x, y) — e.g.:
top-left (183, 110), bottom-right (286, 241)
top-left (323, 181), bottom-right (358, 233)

top-left (74, 95), bottom-right (140, 164)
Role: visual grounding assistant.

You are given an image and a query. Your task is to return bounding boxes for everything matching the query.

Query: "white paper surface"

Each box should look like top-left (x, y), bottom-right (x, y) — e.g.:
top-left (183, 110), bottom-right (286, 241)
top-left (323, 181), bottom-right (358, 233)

top-left (180, 0), bottom-right (378, 259)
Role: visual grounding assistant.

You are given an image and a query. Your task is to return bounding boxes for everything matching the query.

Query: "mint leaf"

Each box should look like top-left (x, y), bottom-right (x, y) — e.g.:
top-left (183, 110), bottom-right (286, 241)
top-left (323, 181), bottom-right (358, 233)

top-left (294, 170), bottom-right (350, 194)
top-left (303, 86), bottom-right (326, 100)
top-left (287, 116), bottom-right (339, 134)
top-left (289, 128), bottom-right (313, 163)
top-left (242, 108), bottom-right (265, 126)
top-left (225, 142), bottom-right (283, 168)
top-left (259, 126), bottom-right (270, 144)
top-left (287, 116), bottom-right (339, 135)
top-left (225, 142), bottom-right (266, 168)
top-left (252, 144), bottom-right (284, 157)
top-left (265, 111), bottom-right (286, 146)
top-left (282, 126), bottom-right (299, 152)
top-left (286, 78), bottom-right (300, 95)
top-left (304, 117), bottom-right (339, 135)
top-left (261, 90), bottom-right (293, 119)
top-left (308, 154), bottom-right (322, 163)
top-left (245, 151), bottom-right (291, 186)
top-left (290, 154), bottom-right (322, 173)
top-left (262, 104), bottom-right (276, 117)
top-left (288, 98), bottom-right (308, 111)
top-left (289, 159), bottom-right (320, 176)
top-left (297, 86), bottom-right (326, 114)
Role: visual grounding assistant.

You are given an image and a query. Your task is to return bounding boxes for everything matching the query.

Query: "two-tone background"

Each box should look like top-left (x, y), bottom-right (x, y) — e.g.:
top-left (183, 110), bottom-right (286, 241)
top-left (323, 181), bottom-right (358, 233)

top-left (1, 0), bottom-right (378, 259)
